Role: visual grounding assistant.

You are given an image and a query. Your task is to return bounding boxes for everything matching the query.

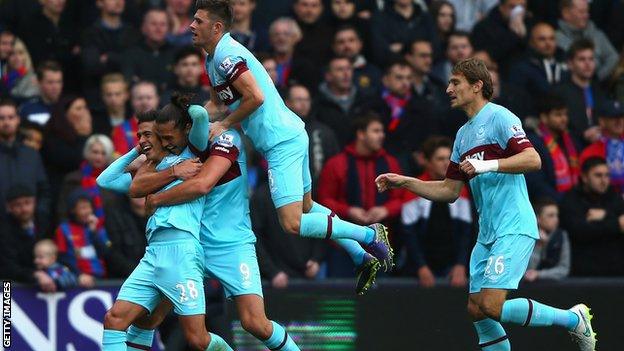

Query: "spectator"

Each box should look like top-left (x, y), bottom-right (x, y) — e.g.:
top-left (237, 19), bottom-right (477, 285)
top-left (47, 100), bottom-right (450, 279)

top-left (318, 113), bottom-right (403, 276)
top-left (292, 0), bottom-right (334, 67)
top-left (165, 0), bottom-right (194, 47)
top-left (370, 0), bottom-right (436, 67)
top-left (610, 54), bottom-right (624, 105)
top-left (20, 121), bottom-right (44, 151)
top-left (314, 57), bottom-right (372, 147)
top-left (0, 31), bottom-right (14, 81)
top-left (33, 239), bottom-right (77, 289)
top-left (556, 0), bottom-right (619, 81)
top-left (332, 25), bottom-right (381, 98)
top-left (19, 61), bottom-right (63, 126)
top-left (431, 31), bottom-right (473, 85)
top-left (488, 66), bottom-right (533, 121)
top-left (579, 101), bottom-right (624, 194)
top-left (251, 182), bottom-right (325, 288)
top-left (328, 0), bottom-right (370, 44)
top-left (560, 157), bottom-right (624, 276)
top-left (0, 185), bottom-right (55, 292)
top-left (42, 96), bottom-right (93, 211)
top-left (429, 1), bottom-right (456, 62)
top-left (526, 94), bottom-right (581, 201)
top-left (403, 39), bottom-right (448, 120)
top-left (103, 196), bottom-right (148, 278)
top-left (285, 84), bottom-right (340, 190)
top-left (57, 134), bottom-right (117, 223)
top-left (524, 198), bottom-right (571, 282)
top-left (370, 60), bottom-right (436, 169)
top-left (268, 17), bottom-right (318, 92)
top-left (111, 81), bottom-right (159, 157)
top-left (160, 47), bottom-right (210, 107)
top-left (471, 0), bottom-right (531, 76)
top-left (92, 73), bottom-right (131, 136)
top-left (448, 0), bottom-right (498, 32)
top-left (54, 190), bottom-right (111, 288)
top-left (509, 22), bottom-right (569, 100)
top-left (0, 98), bottom-right (50, 230)
top-left (230, 0), bottom-right (269, 53)
top-left (401, 136), bottom-right (471, 287)
top-left (121, 9), bottom-right (175, 91)
top-left (2, 38), bottom-right (39, 102)
top-left (553, 39), bottom-right (608, 145)
top-left (14, 0), bottom-right (80, 90)
top-left (80, 0), bottom-right (141, 104)
top-left (259, 55), bottom-right (278, 85)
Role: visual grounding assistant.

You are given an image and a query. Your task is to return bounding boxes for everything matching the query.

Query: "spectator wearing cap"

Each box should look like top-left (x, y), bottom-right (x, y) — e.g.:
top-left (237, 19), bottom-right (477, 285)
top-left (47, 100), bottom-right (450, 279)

top-left (53, 189), bottom-right (112, 288)
top-left (0, 98), bottom-right (50, 231)
top-left (553, 38), bottom-right (609, 145)
top-left (580, 100), bottom-right (624, 194)
top-left (0, 185), bottom-right (52, 290)
top-left (526, 94), bottom-right (582, 201)
top-left (556, 0), bottom-right (619, 81)
top-left (560, 156), bottom-right (624, 276)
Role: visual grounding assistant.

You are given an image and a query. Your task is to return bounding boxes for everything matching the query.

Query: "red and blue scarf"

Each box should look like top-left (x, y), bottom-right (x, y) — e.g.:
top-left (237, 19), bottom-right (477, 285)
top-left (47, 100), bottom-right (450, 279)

top-left (538, 122), bottom-right (579, 193)
top-left (111, 117), bottom-right (138, 157)
top-left (382, 89), bottom-right (411, 132)
top-left (605, 137), bottom-right (624, 193)
top-left (80, 161), bottom-right (105, 226)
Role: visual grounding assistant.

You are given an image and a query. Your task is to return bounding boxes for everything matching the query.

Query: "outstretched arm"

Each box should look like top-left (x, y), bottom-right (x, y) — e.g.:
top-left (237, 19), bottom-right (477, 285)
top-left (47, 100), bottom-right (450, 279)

top-left (146, 155), bottom-right (233, 208)
top-left (96, 148), bottom-right (141, 193)
top-left (188, 105), bottom-right (210, 152)
top-left (376, 173), bottom-right (464, 203)
top-left (128, 158), bottom-right (201, 198)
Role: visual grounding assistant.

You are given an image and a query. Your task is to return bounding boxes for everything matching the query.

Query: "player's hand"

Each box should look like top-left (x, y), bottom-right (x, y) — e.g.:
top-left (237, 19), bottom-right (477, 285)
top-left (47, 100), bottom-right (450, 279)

top-left (348, 207), bottom-right (369, 225)
top-left (305, 260), bottom-right (320, 279)
top-left (460, 159), bottom-right (498, 176)
top-left (367, 206), bottom-right (389, 223)
top-left (417, 266), bottom-right (436, 288)
top-left (78, 274), bottom-right (96, 288)
top-left (272, 272), bottom-right (289, 289)
top-left (524, 269), bottom-right (539, 282)
top-left (35, 271), bottom-right (57, 293)
top-left (586, 208), bottom-right (606, 221)
top-left (375, 173), bottom-right (406, 193)
top-left (174, 158), bottom-right (202, 180)
top-left (209, 121), bottom-right (227, 141)
top-left (87, 214), bottom-right (99, 231)
top-left (448, 265), bottom-right (467, 288)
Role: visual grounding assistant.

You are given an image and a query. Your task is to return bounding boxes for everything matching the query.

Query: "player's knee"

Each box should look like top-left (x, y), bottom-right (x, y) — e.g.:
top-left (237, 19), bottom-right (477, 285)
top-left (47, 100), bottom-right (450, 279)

top-left (103, 309), bottom-right (129, 330)
top-left (467, 301), bottom-right (483, 320)
top-left (479, 299), bottom-right (503, 320)
top-left (240, 313), bottom-right (271, 340)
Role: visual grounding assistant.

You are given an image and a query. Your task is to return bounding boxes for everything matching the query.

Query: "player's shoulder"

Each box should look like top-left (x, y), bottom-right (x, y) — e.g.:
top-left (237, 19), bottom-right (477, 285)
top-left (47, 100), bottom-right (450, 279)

top-left (490, 102), bottom-right (521, 124)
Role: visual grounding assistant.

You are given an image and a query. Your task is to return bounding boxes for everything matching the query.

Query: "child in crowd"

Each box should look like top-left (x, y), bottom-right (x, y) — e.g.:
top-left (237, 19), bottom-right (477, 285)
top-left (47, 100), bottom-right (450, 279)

top-left (33, 239), bottom-right (77, 289)
top-left (53, 189), bottom-right (111, 288)
top-left (524, 198), bottom-right (571, 282)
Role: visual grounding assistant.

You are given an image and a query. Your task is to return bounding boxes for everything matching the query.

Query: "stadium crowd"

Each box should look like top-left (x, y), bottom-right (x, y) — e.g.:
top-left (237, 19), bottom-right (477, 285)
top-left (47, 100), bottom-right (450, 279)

top-left (1, 0), bottom-right (624, 297)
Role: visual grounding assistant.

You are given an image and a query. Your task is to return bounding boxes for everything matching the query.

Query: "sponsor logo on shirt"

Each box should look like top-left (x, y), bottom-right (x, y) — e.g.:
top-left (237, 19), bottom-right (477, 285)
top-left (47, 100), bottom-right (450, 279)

top-left (466, 151), bottom-right (484, 160)
top-left (219, 58), bottom-right (234, 74)
top-left (216, 133), bottom-right (234, 147)
top-left (511, 124), bottom-right (526, 138)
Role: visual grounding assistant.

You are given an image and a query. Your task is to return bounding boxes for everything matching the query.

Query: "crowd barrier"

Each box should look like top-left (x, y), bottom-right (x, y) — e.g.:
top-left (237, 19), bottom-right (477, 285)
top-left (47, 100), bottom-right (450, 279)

top-left (2, 278), bottom-right (622, 350)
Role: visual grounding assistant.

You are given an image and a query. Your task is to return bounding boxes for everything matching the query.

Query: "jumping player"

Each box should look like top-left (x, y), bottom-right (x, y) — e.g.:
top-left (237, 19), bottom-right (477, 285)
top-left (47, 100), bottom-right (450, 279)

top-left (191, 0), bottom-right (390, 294)
top-left (376, 58), bottom-right (596, 351)
top-left (97, 108), bottom-right (232, 351)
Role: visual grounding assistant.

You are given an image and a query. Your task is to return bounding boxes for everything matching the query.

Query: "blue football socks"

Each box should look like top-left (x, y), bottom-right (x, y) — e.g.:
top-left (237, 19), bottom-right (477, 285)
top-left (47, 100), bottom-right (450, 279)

top-left (206, 333), bottom-right (233, 351)
top-left (102, 329), bottom-right (126, 351)
top-left (501, 298), bottom-right (579, 330)
top-left (263, 321), bottom-right (300, 351)
top-left (473, 319), bottom-right (510, 351)
top-left (126, 325), bottom-right (154, 350)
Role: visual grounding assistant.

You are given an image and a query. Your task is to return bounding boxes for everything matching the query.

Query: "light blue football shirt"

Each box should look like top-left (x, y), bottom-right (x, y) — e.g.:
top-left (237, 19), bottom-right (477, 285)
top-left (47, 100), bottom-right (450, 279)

top-left (446, 102), bottom-right (539, 244)
top-left (145, 146), bottom-right (205, 242)
top-left (205, 32), bottom-right (304, 154)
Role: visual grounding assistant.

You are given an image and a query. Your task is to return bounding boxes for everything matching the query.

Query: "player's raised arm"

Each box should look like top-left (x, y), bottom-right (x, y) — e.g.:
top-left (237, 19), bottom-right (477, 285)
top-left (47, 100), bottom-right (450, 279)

top-left (376, 173), bottom-right (463, 203)
top-left (188, 105), bottom-right (211, 152)
top-left (96, 147), bottom-right (142, 193)
top-left (209, 70), bottom-right (264, 139)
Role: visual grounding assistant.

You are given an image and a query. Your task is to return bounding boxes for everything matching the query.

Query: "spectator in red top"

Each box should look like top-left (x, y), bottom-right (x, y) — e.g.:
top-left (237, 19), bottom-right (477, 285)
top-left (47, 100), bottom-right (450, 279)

top-left (579, 100), bottom-right (624, 193)
top-left (318, 112), bottom-right (404, 276)
top-left (54, 189), bottom-right (111, 288)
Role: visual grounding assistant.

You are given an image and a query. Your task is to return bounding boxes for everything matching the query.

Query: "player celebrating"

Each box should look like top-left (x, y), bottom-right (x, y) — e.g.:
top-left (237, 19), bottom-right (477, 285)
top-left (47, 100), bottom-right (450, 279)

top-left (190, 0), bottom-right (391, 294)
top-left (376, 58), bottom-right (596, 351)
top-left (98, 108), bottom-right (233, 351)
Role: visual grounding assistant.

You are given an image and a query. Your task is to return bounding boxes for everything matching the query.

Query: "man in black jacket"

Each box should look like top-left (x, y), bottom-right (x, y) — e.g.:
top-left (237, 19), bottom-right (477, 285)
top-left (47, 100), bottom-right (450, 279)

top-left (292, 0), bottom-right (334, 67)
top-left (0, 185), bottom-right (55, 292)
top-left (81, 0), bottom-right (141, 105)
top-left (560, 157), bottom-right (624, 276)
top-left (0, 98), bottom-right (50, 231)
top-left (314, 56), bottom-right (372, 147)
top-left (285, 84), bottom-right (340, 192)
